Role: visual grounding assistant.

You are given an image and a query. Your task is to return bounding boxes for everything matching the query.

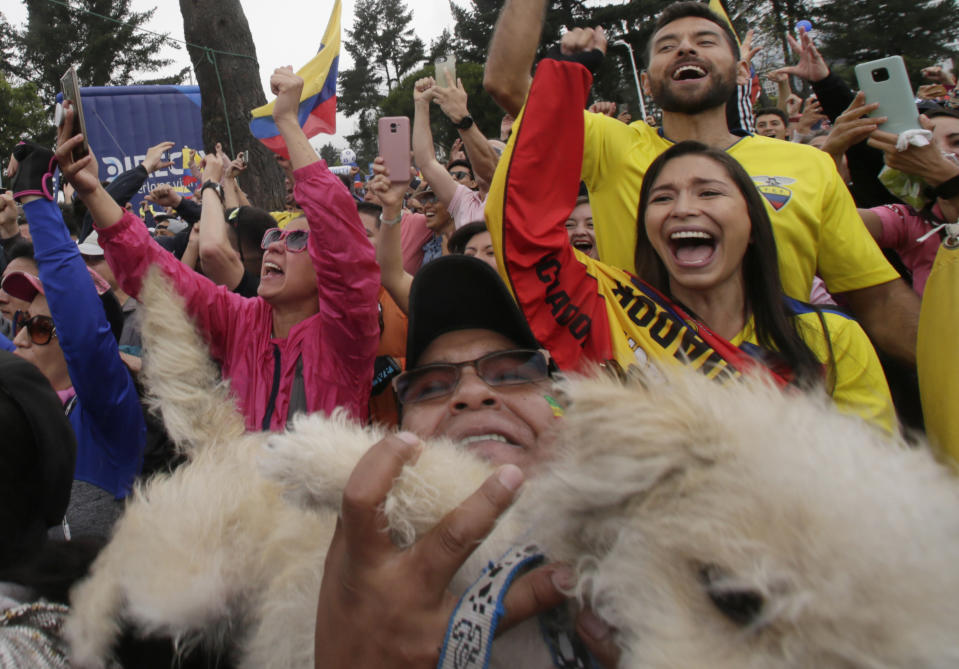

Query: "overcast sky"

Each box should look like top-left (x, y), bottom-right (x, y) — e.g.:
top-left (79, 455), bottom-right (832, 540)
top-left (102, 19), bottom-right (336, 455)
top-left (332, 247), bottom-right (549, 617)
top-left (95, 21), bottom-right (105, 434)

top-left (5, 0), bottom-right (457, 149)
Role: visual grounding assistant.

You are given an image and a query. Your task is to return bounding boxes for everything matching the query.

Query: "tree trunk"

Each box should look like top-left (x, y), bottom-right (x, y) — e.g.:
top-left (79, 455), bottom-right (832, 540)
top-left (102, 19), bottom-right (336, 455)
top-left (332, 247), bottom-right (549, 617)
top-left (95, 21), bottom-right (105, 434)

top-left (179, 0), bottom-right (286, 210)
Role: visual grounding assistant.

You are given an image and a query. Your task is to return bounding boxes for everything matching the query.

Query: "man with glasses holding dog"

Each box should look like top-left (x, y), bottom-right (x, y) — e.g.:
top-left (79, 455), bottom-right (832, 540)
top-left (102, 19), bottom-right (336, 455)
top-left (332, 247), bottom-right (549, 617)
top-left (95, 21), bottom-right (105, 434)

top-left (313, 255), bottom-right (620, 668)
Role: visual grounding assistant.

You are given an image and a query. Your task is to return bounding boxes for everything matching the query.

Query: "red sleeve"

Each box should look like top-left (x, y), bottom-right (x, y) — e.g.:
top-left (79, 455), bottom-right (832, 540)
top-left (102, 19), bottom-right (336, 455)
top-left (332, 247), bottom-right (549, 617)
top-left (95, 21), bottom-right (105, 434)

top-left (97, 210), bottom-right (255, 362)
top-left (293, 161), bottom-right (380, 376)
top-left (487, 59), bottom-right (613, 371)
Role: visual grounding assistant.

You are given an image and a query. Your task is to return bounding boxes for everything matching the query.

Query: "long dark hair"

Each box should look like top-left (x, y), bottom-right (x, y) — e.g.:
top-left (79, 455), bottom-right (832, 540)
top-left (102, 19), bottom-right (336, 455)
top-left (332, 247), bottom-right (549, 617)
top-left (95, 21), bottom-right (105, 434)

top-left (634, 141), bottom-right (825, 387)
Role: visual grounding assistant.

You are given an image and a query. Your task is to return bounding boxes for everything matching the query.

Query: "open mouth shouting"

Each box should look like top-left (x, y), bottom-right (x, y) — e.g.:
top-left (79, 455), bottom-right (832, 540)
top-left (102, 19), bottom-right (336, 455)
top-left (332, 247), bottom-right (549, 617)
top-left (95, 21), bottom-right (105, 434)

top-left (262, 260), bottom-right (285, 280)
top-left (571, 237), bottom-right (595, 256)
top-left (670, 61), bottom-right (708, 82)
top-left (668, 229), bottom-right (716, 267)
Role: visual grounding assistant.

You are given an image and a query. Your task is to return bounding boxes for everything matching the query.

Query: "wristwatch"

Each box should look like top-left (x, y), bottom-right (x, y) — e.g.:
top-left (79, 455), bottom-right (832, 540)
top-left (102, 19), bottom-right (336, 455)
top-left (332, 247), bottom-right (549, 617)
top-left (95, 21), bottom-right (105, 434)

top-left (454, 114), bottom-right (475, 131)
top-left (200, 180), bottom-right (224, 203)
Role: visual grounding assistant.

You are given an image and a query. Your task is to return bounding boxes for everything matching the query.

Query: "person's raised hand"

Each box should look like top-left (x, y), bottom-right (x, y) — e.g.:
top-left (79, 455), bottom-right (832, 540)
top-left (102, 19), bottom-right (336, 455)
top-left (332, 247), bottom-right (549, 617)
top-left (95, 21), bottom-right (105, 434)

top-left (785, 93), bottom-right (803, 118)
top-left (796, 95), bottom-right (827, 133)
top-left (146, 184), bottom-right (183, 208)
top-left (772, 28), bottom-right (829, 83)
top-left (448, 137), bottom-right (466, 162)
top-left (432, 77), bottom-right (470, 123)
top-left (54, 102), bottom-right (99, 198)
top-left (917, 84), bottom-right (948, 101)
top-left (141, 140), bottom-right (175, 173)
top-left (313, 432), bottom-right (567, 668)
top-left (922, 65), bottom-right (956, 86)
top-left (0, 191), bottom-right (17, 231)
top-left (270, 66), bottom-right (304, 123)
top-left (413, 76), bottom-right (436, 105)
top-left (560, 26), bottom-right (608, 56)
top-left (766, 70), bottom-right (788, 84)
top-left (868, 115), bottom-right (959, 187)
top-left (369, 157), bottom-right (412, 210)
top-left (201, 151), bottom-right (225, 185)
top-left (588, 101), bottom-right (617, 117)
top-left (617, 107), bottom-right (632, 124)
top-left (740, 28), bottom-right (760, 65)
top-left (819, 92), bottom-right (884, 160)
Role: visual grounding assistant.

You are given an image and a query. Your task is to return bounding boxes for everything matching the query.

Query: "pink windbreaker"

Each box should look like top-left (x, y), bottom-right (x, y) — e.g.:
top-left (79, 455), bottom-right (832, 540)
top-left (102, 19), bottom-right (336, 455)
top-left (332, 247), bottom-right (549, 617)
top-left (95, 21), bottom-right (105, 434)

top-left (97, 160), bottom-right (380, 430)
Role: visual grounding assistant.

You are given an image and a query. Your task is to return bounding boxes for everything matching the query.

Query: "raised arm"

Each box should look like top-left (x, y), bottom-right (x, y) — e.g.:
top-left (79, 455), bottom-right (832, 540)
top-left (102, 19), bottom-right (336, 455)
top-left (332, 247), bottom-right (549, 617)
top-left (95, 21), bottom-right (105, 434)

top-left (411, 77), bottom-right (458, 206)
top-left (272, 66), bottom-right (320, 171)
top-left (57, 102), bottom-right (125, 230)
top-left (197, 151), bottom-right (245, 290)
top-left (431, 71), bottom-right (499, 191)
top-left (273, 67), bottom-right (380, 375)
top-left (483, 0), bottom-right (548, 115)
top-left (371, 157), bottom-right (414, 314)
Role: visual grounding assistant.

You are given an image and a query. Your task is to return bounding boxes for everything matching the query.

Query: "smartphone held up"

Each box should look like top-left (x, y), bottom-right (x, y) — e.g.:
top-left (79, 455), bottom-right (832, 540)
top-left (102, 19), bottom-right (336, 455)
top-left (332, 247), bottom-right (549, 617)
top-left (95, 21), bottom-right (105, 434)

top-left (854, 56), bottom-right (920, 136)
top-left (58, 66), bottom-right (92, 161)
top-left (377, 116), bottom-right (411, 183)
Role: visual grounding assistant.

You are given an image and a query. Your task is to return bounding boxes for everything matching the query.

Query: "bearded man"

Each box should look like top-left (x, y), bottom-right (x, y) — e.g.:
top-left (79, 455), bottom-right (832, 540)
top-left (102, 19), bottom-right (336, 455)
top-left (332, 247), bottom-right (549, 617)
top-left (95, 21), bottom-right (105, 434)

top-left (484, 0), bottom-right (920, 365)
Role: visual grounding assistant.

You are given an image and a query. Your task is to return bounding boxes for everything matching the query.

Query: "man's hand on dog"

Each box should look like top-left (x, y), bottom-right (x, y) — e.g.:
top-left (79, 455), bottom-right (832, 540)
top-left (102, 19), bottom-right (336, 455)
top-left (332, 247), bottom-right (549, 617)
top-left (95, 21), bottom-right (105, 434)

top-left (314, 432), bottom-right (620, 667)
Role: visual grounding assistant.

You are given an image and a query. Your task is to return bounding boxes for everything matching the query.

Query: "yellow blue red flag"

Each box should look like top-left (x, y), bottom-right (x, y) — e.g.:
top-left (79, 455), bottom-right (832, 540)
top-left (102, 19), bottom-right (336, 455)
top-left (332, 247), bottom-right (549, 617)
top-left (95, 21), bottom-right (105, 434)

top-left (707, 0), bottom-right (741, 48)
top-left (249, 0), bottom-right (341, 157)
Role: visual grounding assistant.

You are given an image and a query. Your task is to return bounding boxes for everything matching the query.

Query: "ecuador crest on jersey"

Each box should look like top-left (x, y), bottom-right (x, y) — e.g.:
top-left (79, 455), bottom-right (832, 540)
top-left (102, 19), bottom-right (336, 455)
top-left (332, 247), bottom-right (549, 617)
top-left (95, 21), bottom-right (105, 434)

top-left (752, 175), bottom-right (796, 211)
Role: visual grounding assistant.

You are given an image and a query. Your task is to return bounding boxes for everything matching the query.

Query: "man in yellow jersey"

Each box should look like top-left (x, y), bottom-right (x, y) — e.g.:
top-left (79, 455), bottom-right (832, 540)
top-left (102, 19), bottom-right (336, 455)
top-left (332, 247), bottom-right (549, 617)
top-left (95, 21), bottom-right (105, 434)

top-left (484, 0), bottom-right (920, 364)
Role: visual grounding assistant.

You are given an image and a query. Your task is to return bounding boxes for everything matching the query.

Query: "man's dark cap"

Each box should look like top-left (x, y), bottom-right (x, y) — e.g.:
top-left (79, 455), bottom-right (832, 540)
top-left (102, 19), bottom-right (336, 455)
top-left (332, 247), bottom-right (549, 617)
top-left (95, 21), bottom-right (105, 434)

top-left (406, 255), bottom-right (540, 368)
top-left (0, 351), bottom-right (76, 528)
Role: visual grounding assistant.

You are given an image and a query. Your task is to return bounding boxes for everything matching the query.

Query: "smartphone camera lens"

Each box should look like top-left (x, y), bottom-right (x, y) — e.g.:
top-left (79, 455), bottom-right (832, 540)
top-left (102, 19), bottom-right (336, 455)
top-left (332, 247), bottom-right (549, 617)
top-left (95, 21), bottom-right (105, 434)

top-left (871, 68), bottom-right (890, 83)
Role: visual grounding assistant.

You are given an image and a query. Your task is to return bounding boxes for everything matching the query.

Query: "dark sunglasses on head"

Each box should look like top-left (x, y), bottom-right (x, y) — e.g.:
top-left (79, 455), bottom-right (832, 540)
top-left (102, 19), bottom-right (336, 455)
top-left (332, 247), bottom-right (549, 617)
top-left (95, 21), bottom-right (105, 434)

top-left (393, 348), bottom-right (551, 404)
top-left (13, 310), bottom-right (57, 345)
top-left (260, 227), bottom-right (310, 252)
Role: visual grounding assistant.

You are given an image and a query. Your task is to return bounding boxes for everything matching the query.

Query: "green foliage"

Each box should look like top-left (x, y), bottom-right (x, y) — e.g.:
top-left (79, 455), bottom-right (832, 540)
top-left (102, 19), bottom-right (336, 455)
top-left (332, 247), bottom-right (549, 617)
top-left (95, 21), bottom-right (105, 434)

top-left (318, 142), bottom-right (340, 165)
top-left (5, 0), bottom-right (183, 101)
top-left (339, 0), bottom-right (428, 167)
top-left (812, 0), bottom-right (959, 86)
top-left (340, 0), bottom-right (425, 95)
top-left (380, 62), bottom-right (502, 158)
top-left (0, 73), bottom-right (54, 152)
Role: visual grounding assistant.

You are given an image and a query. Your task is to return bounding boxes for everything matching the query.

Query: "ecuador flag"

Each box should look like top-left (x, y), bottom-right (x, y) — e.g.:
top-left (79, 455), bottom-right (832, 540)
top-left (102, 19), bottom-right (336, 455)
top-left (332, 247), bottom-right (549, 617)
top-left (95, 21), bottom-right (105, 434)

top-left (249, 0), bottom-right (341, 157)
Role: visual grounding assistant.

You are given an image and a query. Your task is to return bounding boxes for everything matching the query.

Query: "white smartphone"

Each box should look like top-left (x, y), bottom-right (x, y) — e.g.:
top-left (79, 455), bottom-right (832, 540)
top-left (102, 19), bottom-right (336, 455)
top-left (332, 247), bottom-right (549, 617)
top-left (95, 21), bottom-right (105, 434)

top-left (854, 56), bottom-right (920, 135)
top-left (435, 55), bottom-right (456, 88)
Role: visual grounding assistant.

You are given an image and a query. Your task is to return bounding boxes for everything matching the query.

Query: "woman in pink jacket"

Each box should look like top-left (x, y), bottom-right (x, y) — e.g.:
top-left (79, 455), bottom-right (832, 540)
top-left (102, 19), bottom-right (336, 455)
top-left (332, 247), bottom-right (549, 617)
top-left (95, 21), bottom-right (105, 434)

top-left (56, 67), bottom-right (380, 430)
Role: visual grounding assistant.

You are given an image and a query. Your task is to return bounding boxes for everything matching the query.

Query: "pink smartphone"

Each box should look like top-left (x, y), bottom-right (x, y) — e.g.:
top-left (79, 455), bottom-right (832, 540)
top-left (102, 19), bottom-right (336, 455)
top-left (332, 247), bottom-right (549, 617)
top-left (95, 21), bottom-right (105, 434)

top-left (377, 116), bottom-right (411, 182)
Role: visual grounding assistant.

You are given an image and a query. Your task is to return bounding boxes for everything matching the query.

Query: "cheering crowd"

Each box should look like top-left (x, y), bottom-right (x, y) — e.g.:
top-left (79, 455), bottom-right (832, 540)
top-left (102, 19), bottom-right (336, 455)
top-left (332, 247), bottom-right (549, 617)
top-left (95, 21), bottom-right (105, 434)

top-left (2, 0), bottom-right (959, 665)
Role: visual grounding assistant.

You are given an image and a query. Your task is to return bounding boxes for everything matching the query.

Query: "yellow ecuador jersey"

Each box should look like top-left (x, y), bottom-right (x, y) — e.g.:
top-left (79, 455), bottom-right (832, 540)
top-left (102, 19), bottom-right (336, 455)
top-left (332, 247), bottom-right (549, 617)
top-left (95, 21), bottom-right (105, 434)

top-left (732, 306), bottom-right (896, 434)
top-left (918, 242), bottom-right (959, 461)
top-left (580, 114), bottom-right (900, 300)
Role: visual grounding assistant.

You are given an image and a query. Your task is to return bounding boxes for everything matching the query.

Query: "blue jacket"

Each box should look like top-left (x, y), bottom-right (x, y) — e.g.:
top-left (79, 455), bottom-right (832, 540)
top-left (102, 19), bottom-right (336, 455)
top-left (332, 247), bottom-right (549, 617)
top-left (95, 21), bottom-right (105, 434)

top-left (26, 199), bottom-right (146, 498)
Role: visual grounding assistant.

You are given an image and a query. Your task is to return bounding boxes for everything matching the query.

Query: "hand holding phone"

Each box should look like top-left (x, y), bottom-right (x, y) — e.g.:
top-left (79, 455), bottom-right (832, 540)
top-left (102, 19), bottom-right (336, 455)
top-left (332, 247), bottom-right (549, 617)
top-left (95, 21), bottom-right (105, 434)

top-left (854, 56), bottom-right (920, 136)
top-left (59, 66), bottom-right (91, 161)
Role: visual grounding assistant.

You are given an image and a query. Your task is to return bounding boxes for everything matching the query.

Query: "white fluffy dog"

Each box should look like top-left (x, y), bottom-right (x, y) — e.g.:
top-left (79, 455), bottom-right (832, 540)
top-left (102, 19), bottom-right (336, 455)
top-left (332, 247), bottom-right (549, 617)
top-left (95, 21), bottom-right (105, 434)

top-left (66, 268), bottom-right (959, 668)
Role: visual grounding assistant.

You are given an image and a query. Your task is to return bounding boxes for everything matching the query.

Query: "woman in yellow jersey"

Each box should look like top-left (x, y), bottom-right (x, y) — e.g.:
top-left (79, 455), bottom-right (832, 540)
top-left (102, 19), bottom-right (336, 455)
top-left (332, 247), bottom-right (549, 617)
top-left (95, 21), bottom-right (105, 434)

top-left (635, 140), bottom-right (895, 432)
top-left (487, 58), bottom-right (895, 433)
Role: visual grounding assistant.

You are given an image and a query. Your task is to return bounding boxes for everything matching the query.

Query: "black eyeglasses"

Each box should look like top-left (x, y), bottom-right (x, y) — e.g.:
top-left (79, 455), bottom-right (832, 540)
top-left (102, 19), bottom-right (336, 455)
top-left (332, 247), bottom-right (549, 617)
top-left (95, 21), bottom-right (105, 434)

top-left (260, 227), bottom-right (309, 252)
top-left (13, 310), bottom-right (57, 345)
top-left (393, 349), bottom-right (551, 404)
top-left (449, 170), bottom-right (471, 182)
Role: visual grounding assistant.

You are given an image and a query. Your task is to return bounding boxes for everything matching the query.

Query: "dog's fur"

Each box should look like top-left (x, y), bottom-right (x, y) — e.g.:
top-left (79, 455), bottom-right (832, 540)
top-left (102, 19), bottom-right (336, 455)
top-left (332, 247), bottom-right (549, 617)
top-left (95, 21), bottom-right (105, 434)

top-left (66, 267), bottom-right (959, 668)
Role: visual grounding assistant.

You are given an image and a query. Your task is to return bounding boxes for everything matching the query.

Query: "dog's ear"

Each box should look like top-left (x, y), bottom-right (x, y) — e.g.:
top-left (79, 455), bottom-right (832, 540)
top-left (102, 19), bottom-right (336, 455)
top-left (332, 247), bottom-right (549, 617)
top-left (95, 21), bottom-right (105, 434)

top-left (699, 565), bottom-right (765, 627)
